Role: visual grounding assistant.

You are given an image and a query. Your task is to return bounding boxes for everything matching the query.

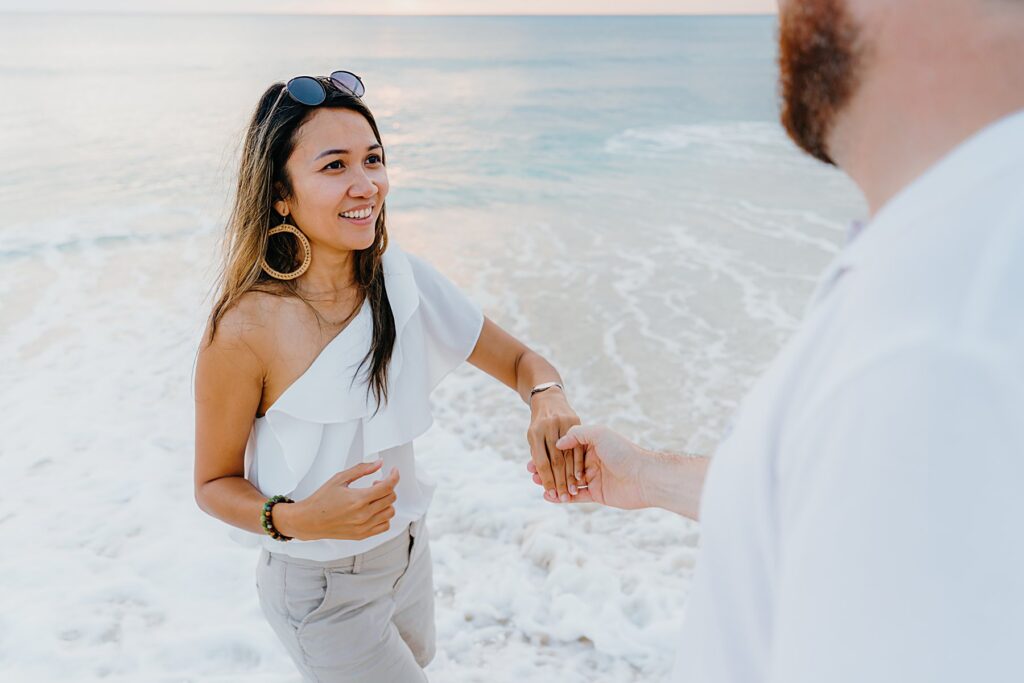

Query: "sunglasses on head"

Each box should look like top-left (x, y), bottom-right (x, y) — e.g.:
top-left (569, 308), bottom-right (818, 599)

top-left (284, 70), bottom-right (366, 105)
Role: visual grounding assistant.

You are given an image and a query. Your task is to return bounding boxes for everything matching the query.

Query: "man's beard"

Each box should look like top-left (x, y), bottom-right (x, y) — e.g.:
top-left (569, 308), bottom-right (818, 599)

top-left (778, 0), bottom-right (865, 165)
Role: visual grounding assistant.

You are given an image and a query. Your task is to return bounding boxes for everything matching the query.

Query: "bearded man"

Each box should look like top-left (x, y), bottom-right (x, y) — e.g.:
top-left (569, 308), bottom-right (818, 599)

top-left (531, 1), bottom-right (1024, 680)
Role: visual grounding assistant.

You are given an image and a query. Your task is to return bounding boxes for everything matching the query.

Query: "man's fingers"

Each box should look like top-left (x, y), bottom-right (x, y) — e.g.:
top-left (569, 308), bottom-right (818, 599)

top-left (573, 446), bottom-right (585, 482)
top-left (565, 487), bottom-right (595, 503)
top-left (563, 444), bottom-right (577, 495)
top-left (541, 484), bottom-right (594, 504)
top-left (555, 424), bottom-right (596, 451)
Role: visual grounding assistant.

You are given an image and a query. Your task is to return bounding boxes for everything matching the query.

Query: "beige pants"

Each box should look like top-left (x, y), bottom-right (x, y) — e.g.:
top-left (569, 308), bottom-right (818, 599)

top-left (256, 519), bottom-right (435, 682)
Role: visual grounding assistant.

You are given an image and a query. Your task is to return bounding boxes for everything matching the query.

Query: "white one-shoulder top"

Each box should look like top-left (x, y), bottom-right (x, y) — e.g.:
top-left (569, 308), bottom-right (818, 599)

top-left (236, 244), bottom-right (484, 561)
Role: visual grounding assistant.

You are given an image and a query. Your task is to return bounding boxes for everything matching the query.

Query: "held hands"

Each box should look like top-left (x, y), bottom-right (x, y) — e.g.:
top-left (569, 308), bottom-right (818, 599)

top-left (278, 460), bottom-right (399, 541)
top-left (527, 424), bottom-right (651, 510)
top-left (527, 388), bottom-right (584, 503)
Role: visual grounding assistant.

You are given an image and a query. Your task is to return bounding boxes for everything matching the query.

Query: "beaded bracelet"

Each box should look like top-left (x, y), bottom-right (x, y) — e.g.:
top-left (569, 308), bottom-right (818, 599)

top-left (260, 495), bottom-right (294, 541)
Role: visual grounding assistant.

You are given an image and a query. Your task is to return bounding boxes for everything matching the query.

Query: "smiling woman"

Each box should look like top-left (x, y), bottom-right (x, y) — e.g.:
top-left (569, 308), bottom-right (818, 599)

top-left (191, 73), bottom-right (585, 682)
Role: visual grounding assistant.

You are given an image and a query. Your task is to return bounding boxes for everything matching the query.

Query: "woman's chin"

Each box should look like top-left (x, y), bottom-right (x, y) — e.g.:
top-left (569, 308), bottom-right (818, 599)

top-left (352, 231), bottom-right (378, 252)
top-left (324, 229), bottom-right (377, 254)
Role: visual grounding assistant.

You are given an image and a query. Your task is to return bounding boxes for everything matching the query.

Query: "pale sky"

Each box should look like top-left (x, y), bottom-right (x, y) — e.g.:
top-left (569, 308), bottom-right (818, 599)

top-left (1, 0), bottom-right (777, 14)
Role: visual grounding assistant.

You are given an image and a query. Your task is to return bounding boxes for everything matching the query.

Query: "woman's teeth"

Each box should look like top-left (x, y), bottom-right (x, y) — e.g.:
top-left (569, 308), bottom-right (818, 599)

top-left (340, 207), bottom-right (373, 220)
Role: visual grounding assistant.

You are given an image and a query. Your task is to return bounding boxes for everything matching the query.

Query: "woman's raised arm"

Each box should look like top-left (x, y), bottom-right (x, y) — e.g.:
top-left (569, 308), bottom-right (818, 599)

top-left (467, 317), bottom-right (584, 503)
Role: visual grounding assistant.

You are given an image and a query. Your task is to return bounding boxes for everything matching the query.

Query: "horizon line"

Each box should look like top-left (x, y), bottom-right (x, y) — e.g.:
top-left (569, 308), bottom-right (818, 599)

top-left (0, 9), bottom-right (777, 16)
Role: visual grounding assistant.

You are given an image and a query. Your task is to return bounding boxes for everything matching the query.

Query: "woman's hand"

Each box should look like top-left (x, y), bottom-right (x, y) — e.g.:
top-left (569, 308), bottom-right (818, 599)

top-left (275, 460), bottom-right (399, 541)
top-left (527, 388), bottom-right (583, 503)
top-left (462, 317), bottom-right (582, 503)
top-left (529, 424), bottom-right (650, 509)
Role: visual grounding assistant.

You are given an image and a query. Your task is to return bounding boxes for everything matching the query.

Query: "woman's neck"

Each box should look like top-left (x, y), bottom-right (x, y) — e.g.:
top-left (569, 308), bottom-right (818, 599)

top-left (296, 249), bottom-right (359, 303)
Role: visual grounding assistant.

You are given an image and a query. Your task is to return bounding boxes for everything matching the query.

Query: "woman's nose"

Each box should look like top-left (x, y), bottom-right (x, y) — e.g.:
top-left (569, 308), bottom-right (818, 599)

top-left (348, 169), bottom-right (378, 198)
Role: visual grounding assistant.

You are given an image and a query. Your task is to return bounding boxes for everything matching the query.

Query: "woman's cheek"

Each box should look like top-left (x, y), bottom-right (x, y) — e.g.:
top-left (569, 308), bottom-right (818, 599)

top-left (373, 169), bottom-right (390, 198)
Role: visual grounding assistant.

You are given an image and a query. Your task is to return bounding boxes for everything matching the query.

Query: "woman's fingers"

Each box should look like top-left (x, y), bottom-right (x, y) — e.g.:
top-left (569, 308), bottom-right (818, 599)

top-left (528, 429), bottom-right (587, 500)
top-left (527, 438), bottom-right (586, 497)
top-left (366, 491), bottom-right (397, 516)
top-left (368, 502), bottom-right (396, 527)
top-left (545, 437), bottom-right (570, 502)
top-left (528, 429), bottom-right (558, 499)
top-left (364, 520), bottom-right (392, 538)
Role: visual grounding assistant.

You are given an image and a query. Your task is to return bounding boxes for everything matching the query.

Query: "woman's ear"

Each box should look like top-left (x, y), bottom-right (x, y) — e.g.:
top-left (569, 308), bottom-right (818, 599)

top-left (273, 181), bottom-right (290, 217)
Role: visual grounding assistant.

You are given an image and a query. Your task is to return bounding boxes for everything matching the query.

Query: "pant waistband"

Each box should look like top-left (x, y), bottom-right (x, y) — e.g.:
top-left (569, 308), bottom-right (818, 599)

top-left (263, 518), bottom-right (422, 570)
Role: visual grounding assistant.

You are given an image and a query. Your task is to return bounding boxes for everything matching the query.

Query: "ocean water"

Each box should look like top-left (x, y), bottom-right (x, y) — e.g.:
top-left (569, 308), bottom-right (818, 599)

top-left (0, 13), bottom-right (865, 682)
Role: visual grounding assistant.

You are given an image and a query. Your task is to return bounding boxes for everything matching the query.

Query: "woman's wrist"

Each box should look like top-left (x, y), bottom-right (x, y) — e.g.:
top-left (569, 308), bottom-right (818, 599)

top-left (269, 500), bottom-right (309, 540)
top-left (529, 384), bottom-right (567, 412)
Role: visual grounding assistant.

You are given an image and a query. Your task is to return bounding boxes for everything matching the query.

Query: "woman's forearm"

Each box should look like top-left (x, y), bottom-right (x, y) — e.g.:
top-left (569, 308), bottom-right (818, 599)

top-left (639, 449), bottom-right (711, 521)
top-left (195, 476), bottom-right (309, 538)
top-left (513, 349), bottom-right (564, 404)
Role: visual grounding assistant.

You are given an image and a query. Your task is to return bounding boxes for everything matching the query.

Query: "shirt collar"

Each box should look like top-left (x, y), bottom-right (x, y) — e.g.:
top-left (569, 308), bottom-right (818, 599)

top-left (837, 107), bottom-right (1024, 272)
top-left (806, 108), bottom-right (1024, 310)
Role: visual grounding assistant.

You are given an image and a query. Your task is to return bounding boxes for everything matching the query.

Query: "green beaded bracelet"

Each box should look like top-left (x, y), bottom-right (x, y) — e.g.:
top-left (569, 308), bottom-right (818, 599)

top-left (260, 494), bottom-right (294, 541)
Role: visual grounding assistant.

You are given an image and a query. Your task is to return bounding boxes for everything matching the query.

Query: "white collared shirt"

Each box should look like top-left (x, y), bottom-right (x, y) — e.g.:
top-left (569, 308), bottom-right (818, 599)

top-left (237, 245), bottom-right (484, 560)
top-left (674, 109), bottom-right (1024, 682)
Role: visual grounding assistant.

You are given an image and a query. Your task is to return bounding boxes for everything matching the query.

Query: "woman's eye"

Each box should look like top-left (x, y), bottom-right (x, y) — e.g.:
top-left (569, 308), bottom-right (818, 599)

top-left (366, 154), bottom-right (382, 165)
top-left (323, 160), bottom-right (344, 170)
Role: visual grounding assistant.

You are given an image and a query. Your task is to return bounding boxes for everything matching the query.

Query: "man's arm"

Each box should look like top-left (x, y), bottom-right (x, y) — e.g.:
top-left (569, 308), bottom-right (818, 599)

top-left (638, 448), bottom-right (710, 520)
top-left (524, 425), bottom-right (710, 519)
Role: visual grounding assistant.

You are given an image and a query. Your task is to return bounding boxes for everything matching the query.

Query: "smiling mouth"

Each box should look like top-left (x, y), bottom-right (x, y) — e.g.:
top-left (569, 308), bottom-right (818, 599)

top-left (339, 207), bottom-right (373, 220)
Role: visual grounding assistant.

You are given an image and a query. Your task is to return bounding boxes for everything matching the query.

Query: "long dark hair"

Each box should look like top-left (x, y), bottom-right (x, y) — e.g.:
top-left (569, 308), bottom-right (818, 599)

top-left (208, 79), bottom-right (396, 407)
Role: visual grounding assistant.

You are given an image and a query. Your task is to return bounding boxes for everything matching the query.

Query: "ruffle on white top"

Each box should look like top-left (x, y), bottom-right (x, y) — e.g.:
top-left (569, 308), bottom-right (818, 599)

top-left (236, 244), bottom-right (484, 560)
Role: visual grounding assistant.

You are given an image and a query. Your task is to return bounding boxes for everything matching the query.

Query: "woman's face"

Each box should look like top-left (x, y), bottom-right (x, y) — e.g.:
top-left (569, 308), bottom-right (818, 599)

top-left (276, 107), bottom-right (389, 253)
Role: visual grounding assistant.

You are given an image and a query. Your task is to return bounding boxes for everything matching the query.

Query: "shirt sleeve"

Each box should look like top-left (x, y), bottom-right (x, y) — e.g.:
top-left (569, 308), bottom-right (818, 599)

top-left (768, 342), bottom-right (1024, 683)
top-left (404, 251), bottom-right (485, 390)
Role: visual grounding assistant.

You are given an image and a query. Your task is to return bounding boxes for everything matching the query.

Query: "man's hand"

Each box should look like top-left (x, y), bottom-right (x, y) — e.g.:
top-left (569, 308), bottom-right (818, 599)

top-left (527, 424), bottom-right (651, 509)
top-left (527, 424), bottom-right (710, 519)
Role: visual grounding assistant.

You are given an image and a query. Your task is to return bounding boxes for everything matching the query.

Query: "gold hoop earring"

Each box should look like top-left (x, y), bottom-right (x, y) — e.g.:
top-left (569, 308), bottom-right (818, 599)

top-left (261, 217), bottom-right (311, 280)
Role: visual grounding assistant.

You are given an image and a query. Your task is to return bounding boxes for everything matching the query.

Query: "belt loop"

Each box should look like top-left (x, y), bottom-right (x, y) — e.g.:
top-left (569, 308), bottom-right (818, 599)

top-left (353, 550), bottom-right (364, 575)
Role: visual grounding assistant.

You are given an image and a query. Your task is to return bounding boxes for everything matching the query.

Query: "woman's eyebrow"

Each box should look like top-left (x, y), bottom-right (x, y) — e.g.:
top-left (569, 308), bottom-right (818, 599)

top-left (314, 143), bottom-right (382, 160)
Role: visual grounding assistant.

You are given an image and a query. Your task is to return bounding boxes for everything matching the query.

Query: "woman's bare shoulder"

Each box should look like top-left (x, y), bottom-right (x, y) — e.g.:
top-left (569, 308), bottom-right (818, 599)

top-left (202, 289), bottom-right (299, 357)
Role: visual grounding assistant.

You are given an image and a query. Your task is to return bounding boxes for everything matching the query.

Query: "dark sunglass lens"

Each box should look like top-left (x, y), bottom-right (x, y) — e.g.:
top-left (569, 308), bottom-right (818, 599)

top-left (287, 76), bottom-right (326, 105)
top-left (330, 71), bottom-right (365, 97)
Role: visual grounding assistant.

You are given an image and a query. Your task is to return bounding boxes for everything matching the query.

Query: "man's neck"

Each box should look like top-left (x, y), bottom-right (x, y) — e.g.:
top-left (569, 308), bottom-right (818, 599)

top-left (829, 8), bottom-right (1024, 216)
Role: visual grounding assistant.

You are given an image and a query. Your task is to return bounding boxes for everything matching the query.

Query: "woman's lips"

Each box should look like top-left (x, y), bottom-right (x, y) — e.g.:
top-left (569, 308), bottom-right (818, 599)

top-left (338, 206), bottom-right (375, 225)
top-left (339, 212), bottom-right (374, 225)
